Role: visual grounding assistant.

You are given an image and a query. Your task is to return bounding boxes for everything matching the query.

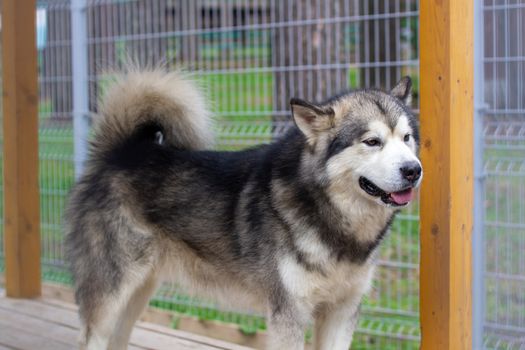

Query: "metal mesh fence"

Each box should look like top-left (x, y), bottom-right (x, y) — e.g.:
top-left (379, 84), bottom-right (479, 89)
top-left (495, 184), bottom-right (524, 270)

top-left (0, 0), bottom-right (522, 349)
top-left (481, 1), bottom-right (525, 349)
top-left (37, 0), bottom-right (76, 284)
top-left (36, 1), bottom-right (423, 347)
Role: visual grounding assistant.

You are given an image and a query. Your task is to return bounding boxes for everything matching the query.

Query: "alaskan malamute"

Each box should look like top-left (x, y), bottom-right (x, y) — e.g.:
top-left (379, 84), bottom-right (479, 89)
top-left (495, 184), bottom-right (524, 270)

top-left (65, 69), bottom-right (422, 350)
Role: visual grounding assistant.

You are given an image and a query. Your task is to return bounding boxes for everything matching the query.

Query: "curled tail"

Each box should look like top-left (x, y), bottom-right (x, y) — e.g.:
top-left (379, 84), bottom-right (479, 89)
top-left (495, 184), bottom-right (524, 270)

top-left (89, 68), bottom-right (213, 166)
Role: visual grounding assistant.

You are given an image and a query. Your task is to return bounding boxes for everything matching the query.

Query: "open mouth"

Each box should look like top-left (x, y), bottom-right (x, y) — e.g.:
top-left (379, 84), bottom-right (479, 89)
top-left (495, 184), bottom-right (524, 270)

top-left (359, 177), bottom-right (415, 206)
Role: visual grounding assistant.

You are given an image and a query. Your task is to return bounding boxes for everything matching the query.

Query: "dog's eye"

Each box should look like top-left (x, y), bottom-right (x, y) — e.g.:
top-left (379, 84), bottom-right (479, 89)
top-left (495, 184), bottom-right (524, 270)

top-left (363, 138), bottom-right (381, 147)
top-left (404, 134), bottom-right (411, 142)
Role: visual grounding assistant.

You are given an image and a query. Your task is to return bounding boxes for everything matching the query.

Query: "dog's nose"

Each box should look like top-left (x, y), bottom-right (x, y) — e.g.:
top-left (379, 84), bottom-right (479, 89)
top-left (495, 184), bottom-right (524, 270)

top-left (400, 162), bottom-right (422, 183)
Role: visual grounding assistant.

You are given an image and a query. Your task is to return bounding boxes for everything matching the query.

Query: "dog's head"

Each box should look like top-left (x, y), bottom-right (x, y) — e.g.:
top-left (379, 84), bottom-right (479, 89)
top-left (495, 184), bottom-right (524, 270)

top-left (291, 77), bottom-right (422, 208)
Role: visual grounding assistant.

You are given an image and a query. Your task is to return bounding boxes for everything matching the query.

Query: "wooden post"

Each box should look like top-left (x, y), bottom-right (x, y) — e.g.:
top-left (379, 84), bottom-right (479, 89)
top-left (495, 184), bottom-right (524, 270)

top-left (2, 0), bottom-right (41, 298)
top-left (419, 1), bottom-right (473, 349)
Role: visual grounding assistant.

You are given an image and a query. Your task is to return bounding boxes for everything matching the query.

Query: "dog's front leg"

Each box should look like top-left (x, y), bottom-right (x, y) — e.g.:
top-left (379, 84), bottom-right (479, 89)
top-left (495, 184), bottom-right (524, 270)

top-left (265, 301), bottom-right (309, 350)
top-left (313, 300), bottom-right (360, 350)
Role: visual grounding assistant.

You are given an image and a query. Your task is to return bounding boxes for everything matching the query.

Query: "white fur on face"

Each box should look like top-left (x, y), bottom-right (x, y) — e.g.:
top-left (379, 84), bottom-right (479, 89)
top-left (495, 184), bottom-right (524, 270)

top-left (360, 117), bottom-right (421, 191)
top-left (326, 115), bottom-right (422, 206)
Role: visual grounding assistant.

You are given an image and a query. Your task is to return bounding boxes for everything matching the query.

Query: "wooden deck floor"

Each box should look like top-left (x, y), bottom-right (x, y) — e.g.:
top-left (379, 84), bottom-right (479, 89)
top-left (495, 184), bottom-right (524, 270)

top-left (0, 293), bottom-right (253, 350)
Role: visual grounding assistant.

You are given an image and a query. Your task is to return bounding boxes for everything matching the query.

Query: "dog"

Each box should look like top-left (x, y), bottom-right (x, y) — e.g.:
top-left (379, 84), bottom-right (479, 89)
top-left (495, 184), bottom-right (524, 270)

top-left (65, 68), bottom-right (422, 350)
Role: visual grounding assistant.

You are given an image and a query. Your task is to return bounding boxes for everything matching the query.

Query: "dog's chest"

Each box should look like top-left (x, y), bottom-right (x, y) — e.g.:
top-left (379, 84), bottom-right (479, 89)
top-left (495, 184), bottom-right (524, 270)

top-left (278, 255), bottom-right (375, 306)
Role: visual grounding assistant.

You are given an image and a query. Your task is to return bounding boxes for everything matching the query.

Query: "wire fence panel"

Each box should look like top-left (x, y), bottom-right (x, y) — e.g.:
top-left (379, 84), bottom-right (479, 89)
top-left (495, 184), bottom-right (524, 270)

top-left (0, 0), bottom-right (518, 349)
top-left (482, 1), bottom-right (525, 349)
top-left (32, 1), bottom-right (423, 347)
top-left (37, 0), bottom-right (76, 285)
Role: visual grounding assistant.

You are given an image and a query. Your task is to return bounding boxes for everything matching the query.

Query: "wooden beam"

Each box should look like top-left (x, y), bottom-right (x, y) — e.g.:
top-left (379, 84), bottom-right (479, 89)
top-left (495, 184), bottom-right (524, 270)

top-left (2, 0), bottom-right (41, 298)
top-left (419, 1), bottom-right (473, 349)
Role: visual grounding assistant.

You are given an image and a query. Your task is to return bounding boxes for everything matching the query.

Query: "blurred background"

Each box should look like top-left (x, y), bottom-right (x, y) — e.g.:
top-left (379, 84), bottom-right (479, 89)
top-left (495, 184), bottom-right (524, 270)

top-left (0, 0), bottom-right (523, 349)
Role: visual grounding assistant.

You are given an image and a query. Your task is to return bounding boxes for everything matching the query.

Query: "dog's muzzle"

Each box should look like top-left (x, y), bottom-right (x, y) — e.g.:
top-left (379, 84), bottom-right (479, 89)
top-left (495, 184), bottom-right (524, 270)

top-left (359, 177), bottom-right (415, 206)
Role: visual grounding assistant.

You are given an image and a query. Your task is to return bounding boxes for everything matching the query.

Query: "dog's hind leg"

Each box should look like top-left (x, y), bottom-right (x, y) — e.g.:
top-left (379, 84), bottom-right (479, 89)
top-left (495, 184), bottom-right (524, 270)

top-left (79, 263), bottom-right (156, 350)
top-left (107, 271), bottom-right (158, 350)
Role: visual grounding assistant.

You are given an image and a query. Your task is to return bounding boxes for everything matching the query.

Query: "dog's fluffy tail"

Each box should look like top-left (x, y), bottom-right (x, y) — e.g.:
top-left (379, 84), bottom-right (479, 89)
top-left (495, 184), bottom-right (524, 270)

top-left (90, 68), bottom-right (213, 165)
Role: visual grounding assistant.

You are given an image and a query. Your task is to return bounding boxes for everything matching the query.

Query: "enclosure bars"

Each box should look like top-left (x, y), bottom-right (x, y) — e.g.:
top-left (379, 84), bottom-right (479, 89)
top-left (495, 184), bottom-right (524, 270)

top-left (472, 0), bottom-right (486, 348)
top-left (1, 0), bottom-right (41, 298)
top-left (420, 1), bottom-right (473, 349)
top-left (72, 0), bottom-right (90, 178)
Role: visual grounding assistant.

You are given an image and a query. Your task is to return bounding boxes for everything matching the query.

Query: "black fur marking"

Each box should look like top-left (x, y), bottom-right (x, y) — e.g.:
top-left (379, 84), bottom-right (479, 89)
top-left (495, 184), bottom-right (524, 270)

top-left (326, 122), bottom-right (368, 160)
top-left (289, 182), bottom-right (379, 264)
top-left (364, 213), bottom-right (395, 256)
top-left (272, 130), bottom-right (304, 180)
top-left (181, 238), bottom-right (208, 259)
top-left (383, 99), bottom-right (419, 137)
top-left (269, 282), bottom-right (288, 317)
top-left (228, 195), bottom-right (246, 260)
top-left (406, 112), bottom-right (420, 146)
top-left (268, 199), bottom-right (325, 274)
top-left (326, 136), bottom-right (351, 159)
top-left (294, 250), bottom-right (324, 273)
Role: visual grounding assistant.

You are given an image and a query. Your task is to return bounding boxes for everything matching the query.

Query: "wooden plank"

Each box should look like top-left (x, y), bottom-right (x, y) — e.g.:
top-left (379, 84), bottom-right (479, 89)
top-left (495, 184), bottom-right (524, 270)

top-left (0, 296), bottom-right (81, 329)
top-left (129, 326), bottom-right (220, 350)
top-left (40, 296), bottom-right (255, 349)
top-left (0, 296), bottom-right (252, 350)
top-left (0, 324), bottom-right (71, 350)
top-left (138, 321), bottom-right (254, 350)
top-left (0, 298), bottom-right (201, 350)
top-left (419, 1), bottom-right (473, 350)
top-left (37, 296), bottom-right (253, 349)
top-left (40, 283), bottom-right (261, 348)
top-left (0, 308), bottom-right (79, 346)
top-left (40, 282), bottom-right (75, 304)
top-left (1, 0), bottom-right (41, 298)
top-left (0, 308), bottom-right (149, 350)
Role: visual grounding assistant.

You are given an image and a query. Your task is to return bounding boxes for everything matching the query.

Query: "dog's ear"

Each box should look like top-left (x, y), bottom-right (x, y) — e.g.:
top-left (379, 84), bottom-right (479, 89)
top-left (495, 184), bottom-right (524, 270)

top-left (290, 98), bottom-right (335, 144)
top-left (390, 76), bottom-right (412, 106)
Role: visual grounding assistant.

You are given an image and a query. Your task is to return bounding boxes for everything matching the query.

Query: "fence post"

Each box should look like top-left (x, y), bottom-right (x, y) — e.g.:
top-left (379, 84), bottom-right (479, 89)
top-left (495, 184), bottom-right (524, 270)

top-left (71, 0), bottom-right (89, 178)
top-left (473, 1), bottom-right (486, 348)
top-left (2, 0), bottom-right (41, 298)
top-left (419, 1), bottom-right (473, 349)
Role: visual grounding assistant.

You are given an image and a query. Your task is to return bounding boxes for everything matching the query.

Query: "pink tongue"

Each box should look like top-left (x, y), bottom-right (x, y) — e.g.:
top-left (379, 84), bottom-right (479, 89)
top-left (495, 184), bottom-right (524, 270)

top-left (390, 188), bottom-right (414, 205)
